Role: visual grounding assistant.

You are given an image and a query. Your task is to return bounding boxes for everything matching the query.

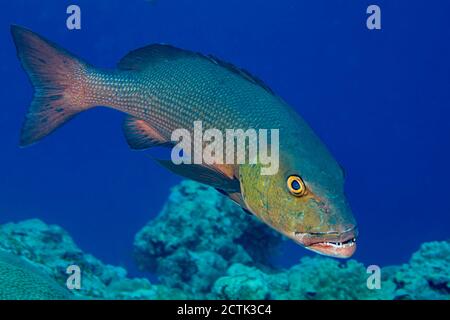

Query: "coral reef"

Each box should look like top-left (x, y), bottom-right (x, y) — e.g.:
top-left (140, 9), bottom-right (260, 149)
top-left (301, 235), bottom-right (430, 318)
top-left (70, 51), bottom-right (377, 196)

top-left (134, 180), bottom-right (282, 296)
top-left (211, 258), bottom-right (397, 300)
top-left (386, 241), bottom-right (450, 300)
top-left (211, 263), bottom-right (281, 300)
top-left (0, 180), bottom-right (448, 300)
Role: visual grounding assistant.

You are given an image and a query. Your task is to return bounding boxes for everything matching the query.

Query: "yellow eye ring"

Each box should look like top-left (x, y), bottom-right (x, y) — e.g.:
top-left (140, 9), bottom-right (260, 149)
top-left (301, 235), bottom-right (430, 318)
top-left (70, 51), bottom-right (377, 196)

top-left (287, 175), bottom-right (306, 196)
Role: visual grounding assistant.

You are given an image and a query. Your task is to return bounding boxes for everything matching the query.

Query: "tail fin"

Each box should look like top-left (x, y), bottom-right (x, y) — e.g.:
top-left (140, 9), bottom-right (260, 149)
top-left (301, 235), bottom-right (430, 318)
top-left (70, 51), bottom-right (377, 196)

top-left (11, 25), bottom-right (92, 146)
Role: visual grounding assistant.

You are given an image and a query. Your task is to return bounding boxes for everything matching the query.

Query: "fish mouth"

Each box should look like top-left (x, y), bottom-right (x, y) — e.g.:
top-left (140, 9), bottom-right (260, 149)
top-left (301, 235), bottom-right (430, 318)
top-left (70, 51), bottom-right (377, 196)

top-left (293, 227), bottom-right (358, 258)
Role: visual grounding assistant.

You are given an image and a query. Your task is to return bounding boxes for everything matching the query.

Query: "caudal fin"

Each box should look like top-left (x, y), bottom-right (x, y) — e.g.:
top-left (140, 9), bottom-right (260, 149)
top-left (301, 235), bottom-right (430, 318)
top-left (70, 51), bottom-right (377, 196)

top-left (11, 25), bottom-right (92, 146)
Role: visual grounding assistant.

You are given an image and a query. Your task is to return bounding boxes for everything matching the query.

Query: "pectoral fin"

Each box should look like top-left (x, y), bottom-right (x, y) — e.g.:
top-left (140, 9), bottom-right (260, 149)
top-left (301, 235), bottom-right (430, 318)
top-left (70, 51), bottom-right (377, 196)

top-left (155, 159), bottom-right (240, 192)
top-left (216, 188), bottom-right (252, 215)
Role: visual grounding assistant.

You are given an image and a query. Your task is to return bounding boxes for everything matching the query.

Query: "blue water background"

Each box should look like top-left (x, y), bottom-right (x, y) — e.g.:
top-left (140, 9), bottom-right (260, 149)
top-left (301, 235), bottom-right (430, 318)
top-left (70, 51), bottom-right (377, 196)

top-left (0, 0), bottom-right (449, 278)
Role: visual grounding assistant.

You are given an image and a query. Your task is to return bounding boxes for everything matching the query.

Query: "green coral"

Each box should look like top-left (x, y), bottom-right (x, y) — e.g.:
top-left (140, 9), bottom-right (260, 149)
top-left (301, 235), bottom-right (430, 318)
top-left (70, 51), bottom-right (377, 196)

top-left (0, 250), bottom-right (72, 300)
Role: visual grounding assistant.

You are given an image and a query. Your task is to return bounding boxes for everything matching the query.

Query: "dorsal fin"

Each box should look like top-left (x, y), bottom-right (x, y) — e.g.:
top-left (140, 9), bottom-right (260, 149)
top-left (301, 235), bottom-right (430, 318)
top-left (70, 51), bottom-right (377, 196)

top-left (205, 55), bottom-right (275, 95)
top-left (117, 44), bottom-right (197, 71)
top-left (117, 44), bottom-right (275, 95)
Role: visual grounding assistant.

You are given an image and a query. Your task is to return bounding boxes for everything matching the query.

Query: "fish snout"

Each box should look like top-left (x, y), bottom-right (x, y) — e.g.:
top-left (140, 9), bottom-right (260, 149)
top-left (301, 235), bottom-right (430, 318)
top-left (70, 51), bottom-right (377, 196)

top-left (293, 226), bottom-right (358, 258)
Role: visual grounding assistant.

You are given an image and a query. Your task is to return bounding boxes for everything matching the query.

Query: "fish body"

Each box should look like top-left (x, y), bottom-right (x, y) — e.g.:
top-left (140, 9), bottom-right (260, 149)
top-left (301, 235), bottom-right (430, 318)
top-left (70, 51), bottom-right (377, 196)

top-left (11, 25), bottom-right (357, 258)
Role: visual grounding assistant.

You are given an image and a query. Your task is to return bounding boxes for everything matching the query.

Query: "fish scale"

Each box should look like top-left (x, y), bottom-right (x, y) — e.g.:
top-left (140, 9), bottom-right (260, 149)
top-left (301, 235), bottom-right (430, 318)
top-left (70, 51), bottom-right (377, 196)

top-left (84, 55), bottom-right (290, 140)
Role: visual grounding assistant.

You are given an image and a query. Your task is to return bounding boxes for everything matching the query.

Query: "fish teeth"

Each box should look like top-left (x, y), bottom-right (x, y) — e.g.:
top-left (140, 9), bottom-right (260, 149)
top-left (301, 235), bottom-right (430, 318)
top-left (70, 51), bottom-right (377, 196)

top-left (323, 239), bottom-right (356, 248)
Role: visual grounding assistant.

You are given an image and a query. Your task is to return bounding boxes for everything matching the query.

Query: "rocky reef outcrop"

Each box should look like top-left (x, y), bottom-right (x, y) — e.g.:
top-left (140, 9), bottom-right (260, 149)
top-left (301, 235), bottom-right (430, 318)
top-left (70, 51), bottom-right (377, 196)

top-left (385, 241), bottom-right (450, 300)
top-left (0, 180), bottom-right (448, 300)
top-left (134, 180), bottom-right (282, 296)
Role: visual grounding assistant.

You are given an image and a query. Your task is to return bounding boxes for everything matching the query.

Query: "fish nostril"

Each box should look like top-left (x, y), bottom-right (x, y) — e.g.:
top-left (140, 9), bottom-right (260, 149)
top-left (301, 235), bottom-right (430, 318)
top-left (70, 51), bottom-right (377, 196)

top-left (318, 203), bottom-right (331, 214)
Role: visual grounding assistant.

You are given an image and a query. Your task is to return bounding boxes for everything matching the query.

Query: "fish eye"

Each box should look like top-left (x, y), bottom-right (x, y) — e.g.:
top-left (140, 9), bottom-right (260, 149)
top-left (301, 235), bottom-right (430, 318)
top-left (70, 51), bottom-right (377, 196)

top-left (287, 175), bottom-right (306, 196)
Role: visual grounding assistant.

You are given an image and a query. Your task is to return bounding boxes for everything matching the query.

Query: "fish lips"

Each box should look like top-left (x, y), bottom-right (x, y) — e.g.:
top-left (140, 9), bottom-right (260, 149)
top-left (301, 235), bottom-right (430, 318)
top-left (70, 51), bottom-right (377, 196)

top-left (293, 226), bottom-right (358, 258)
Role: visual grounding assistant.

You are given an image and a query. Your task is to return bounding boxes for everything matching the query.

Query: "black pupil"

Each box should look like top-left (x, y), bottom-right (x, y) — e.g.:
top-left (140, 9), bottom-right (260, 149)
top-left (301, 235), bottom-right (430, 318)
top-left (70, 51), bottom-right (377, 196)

top-left (291, 180), bottom-right (301, 191)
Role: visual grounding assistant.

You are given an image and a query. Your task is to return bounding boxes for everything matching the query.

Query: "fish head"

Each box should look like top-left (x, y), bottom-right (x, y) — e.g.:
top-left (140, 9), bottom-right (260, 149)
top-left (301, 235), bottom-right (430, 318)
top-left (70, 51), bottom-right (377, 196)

top-left (239, 140), bottom-right (357, 258)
